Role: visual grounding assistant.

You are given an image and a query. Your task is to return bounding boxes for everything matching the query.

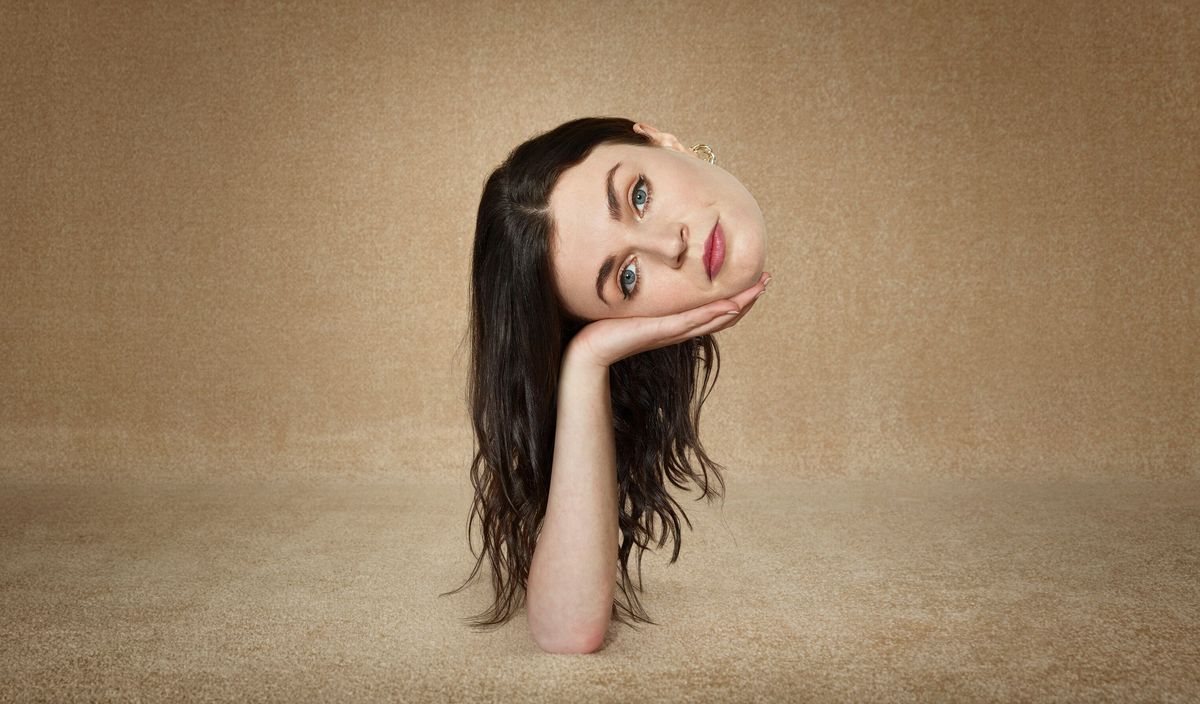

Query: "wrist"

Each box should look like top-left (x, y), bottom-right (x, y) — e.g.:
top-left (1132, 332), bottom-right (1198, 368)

top-left (563, 340), bottom-right (610, 373)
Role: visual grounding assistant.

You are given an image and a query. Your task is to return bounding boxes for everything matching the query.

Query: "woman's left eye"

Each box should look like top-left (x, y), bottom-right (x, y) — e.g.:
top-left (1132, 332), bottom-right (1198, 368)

top-left (618, 258), bottom-right (638, 299)
top-left (631, 175), bottom-right (651, 217)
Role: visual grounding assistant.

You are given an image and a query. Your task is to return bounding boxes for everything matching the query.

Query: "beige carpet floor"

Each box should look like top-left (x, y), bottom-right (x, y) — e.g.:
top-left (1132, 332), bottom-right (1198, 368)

top-left (1, 474), bottom-right (1197, 702)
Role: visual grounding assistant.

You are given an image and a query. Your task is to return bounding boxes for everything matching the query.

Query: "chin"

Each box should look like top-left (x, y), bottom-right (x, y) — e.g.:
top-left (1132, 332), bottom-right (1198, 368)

top-left (712, 210), bottom-right (765, 293)
top-left (732, 234), bottom-right (766, 290)
top-left (738, 267), bottom-right (764, 291)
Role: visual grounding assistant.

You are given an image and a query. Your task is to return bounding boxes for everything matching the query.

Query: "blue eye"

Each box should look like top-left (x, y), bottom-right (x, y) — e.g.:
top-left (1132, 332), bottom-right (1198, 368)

top-left (619, 258), bottom-right (638, 300)
top-left (618, 176), bottom-right (650, 300)
top-left (631, 175), bottom-right (650, 216)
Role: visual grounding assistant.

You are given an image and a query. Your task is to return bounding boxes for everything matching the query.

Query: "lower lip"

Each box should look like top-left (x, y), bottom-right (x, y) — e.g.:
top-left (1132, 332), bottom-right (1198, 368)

top-left (705, 223), bottom-right (726, 280)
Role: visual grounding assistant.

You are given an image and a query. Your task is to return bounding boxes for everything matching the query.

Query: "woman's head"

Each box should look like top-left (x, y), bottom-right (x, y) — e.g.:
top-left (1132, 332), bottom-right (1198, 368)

top-left (548, 122), bottom-right (767, 322)
top-left (470, 116), bottom-right (766, 333)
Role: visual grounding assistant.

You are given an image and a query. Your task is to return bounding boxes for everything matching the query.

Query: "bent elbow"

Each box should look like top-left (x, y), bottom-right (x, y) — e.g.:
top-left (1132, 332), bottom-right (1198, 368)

top-left (530, 620), bottom-right (608, 654)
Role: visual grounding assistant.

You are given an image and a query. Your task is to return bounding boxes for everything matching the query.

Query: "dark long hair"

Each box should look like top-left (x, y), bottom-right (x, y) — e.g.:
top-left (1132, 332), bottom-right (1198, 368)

top-left (441, 116), bottom-right (728, 631)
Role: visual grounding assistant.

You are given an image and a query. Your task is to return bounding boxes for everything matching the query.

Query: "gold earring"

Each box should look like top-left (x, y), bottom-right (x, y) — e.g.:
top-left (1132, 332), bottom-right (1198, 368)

top-left (691, 143), bottom-right (716, 164)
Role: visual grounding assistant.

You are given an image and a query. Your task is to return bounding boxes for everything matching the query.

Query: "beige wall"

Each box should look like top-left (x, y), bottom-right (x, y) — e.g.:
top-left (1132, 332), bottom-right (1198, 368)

top-left (2, 1), bottom-right (1196, 481)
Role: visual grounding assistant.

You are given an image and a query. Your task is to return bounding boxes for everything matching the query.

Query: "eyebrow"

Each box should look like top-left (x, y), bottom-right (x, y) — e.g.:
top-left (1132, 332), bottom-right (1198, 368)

top-left (596, 161), bottom-right (624, 306)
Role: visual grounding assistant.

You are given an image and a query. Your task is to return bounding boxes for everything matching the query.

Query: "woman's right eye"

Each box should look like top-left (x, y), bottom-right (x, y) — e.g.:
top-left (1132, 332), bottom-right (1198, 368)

top-left (619, 257), bottom-right (639, 299)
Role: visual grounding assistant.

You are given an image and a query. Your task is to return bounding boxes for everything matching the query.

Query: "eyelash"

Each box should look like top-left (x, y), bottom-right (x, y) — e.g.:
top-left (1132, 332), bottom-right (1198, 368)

top-left (619, 175), bottom-right (651, 300)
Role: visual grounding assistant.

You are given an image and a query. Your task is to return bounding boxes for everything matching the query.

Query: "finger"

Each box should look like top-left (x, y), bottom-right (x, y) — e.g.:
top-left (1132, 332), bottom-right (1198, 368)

top-left (710, 296), bottom-right (760, 334)
top-left (659, 302), bottom-right (743, 345)
top-left (730, 272), bottom-right (771, 307)
top-left (706, 274), bottom-right (769, 331)
top-left (742, 275), bottom-right (772, 311)
top-left (660, 291), bottom-right (760, 346)
top-left (672, 277), bottom-right (763, 331)
top-left (658, 272), bottom-right (772, 342)
top-left (731, 291), bottom-right (764, 321)
top-left (673, 307), bottom-right (747, 342)
top-left (713, 273), bottom-right (772, 330)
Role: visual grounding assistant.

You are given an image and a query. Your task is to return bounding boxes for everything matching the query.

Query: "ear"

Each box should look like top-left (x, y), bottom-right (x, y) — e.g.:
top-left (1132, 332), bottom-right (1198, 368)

top-left (632, 121), bottom-right (689, 155)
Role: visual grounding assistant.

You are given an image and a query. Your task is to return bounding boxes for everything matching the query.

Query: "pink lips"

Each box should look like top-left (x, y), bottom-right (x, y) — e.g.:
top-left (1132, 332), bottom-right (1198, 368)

top-left (704, 222), bottom-right (726, 280)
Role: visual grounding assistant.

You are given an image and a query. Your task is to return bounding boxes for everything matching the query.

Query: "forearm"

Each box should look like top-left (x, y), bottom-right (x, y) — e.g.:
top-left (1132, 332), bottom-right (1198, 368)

top-left (526, 346), bottom-right (618, 653)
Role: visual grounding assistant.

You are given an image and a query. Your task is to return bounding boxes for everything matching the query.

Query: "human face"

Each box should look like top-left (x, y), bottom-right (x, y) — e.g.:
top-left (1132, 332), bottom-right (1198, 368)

top-left (547, 135), bottom-right (766, 322)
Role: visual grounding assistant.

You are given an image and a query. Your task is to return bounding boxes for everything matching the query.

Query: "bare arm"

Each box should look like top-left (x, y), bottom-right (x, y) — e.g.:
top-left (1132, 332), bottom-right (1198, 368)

top-left (525, 272), bottom-right (772, 654)
top-left (526, 346), bottom-right (617, 654)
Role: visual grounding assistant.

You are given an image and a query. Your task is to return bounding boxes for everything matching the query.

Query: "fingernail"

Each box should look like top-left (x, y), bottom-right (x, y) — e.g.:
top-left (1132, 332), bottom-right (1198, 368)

top-left (755, 290), bottom-right (767, 300)
top-left (725, 309), bottom-right (740, 315)
top-left (763, 276), bottom-right (772, 290)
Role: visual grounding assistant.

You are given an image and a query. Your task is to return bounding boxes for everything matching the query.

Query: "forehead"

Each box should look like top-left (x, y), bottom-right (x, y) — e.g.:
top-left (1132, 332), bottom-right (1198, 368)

top-left (550, 143), bottom-right (647, 246)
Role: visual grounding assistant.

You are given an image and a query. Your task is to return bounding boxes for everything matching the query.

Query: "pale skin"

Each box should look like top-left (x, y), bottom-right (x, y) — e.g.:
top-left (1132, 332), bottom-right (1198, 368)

top-left (546, 122), bottom-right (768, 322)
top-left (525, 122), bottom-right (771, 654)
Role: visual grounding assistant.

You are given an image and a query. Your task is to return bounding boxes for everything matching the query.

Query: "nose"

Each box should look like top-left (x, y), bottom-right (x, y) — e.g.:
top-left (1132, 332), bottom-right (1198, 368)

top-left (643, 219), bottom-right (687, 268)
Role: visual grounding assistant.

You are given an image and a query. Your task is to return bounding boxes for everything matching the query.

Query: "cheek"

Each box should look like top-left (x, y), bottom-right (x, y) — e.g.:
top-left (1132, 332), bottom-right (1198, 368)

top-left (653, 286), bottom-right (714, 317)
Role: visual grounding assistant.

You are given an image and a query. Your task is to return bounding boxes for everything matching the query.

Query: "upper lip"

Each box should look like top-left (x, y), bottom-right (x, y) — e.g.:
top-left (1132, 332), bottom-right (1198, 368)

top-left (704, 221), bottom-right (719, 279)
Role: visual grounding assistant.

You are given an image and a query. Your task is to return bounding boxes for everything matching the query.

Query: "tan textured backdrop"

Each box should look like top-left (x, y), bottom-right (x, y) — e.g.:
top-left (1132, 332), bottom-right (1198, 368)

top-left (2, 1), bottom-right (1196, 482)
